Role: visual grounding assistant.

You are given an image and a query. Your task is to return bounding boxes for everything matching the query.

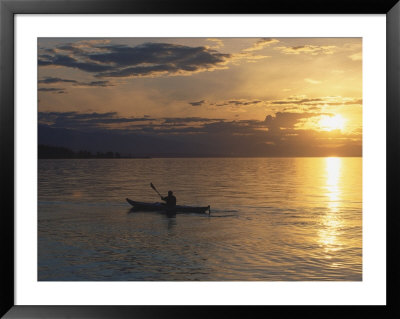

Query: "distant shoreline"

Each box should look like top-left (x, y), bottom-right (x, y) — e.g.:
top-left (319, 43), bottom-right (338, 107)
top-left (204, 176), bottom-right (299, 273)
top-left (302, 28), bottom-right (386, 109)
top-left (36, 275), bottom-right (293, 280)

top-left (38, 144), bottom-right (362, 159)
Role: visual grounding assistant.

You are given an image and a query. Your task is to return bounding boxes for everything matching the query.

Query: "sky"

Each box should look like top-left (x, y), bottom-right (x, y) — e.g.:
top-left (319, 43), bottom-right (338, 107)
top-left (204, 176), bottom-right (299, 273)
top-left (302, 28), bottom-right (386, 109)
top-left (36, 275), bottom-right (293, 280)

top-left (38, 37), bottom-right (362, 157)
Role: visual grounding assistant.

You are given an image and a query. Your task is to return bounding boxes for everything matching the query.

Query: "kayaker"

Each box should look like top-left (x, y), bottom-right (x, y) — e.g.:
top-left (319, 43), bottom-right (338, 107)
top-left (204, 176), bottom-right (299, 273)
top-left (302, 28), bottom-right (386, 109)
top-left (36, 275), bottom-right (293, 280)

top-left (162, 190), bottom-right (176, 209)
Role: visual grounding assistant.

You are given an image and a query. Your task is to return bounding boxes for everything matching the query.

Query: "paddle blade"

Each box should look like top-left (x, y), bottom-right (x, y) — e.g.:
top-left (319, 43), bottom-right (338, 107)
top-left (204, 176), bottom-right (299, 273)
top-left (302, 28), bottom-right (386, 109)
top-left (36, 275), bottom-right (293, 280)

top-left (150, 182), bottom-right (156, 190)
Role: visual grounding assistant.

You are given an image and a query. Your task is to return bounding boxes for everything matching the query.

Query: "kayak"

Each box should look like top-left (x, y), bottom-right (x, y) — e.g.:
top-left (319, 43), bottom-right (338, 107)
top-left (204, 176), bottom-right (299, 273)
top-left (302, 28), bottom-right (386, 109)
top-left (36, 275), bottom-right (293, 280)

top-left (126, 198), bottom-right (211, 214)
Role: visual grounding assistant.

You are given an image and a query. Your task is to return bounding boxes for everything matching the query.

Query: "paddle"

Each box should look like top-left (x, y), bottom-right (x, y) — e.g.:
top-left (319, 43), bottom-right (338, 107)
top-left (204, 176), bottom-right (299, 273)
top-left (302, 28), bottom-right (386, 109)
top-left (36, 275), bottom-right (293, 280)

top-left (150, 182), bottom-right (163, 199)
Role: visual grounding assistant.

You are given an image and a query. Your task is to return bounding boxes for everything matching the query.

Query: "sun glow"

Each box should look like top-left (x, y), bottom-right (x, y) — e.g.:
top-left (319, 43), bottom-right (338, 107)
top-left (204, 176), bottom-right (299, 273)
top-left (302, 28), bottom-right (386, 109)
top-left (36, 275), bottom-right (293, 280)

top-left (318, 115), bottom-right (346, 131)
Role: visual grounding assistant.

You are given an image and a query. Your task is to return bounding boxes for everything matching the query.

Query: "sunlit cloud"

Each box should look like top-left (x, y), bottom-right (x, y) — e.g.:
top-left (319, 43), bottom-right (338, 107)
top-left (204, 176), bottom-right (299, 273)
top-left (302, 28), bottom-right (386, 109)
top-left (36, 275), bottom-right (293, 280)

top-left (305, 78), bottom-right (322, 84)
top-left (206, 38), bottom-right (224, 49)
top-left (349, 52), bottom-right (362, 61)
top-left (243, 38), bottom-right (279, 52)
top-left (214, 99), bottom-right (263, 107)
top-left (264, 111), bottom-right (322, 131)
top-left (186, 95), bottom-right (361, 113)
top-left (229, 52), bottom-right (271, 64)
top-left (266, 95), bottom-right (362, 108)
top-left (275, 45), bottom-right (336, 55)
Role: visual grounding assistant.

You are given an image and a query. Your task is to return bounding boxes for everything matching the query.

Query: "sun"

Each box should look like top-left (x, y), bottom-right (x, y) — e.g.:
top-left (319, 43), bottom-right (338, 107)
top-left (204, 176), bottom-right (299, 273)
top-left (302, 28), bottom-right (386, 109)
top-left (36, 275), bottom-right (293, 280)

top-left (318, 115), bottom-right (346, 131)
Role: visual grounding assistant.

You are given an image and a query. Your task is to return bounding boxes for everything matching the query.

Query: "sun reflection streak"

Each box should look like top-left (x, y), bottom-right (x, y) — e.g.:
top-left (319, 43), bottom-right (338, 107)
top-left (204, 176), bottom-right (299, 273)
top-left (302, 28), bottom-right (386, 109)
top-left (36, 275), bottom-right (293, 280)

top-left (326, 157), bottom-right (341, 203)
top-left (318, 157), bottom-right (343, 254)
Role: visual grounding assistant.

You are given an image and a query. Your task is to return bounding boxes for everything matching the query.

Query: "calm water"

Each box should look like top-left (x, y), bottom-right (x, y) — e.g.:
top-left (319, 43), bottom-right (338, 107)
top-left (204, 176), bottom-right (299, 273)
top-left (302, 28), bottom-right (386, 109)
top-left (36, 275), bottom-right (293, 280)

top-left (38, 157), bottom-right (362, 281)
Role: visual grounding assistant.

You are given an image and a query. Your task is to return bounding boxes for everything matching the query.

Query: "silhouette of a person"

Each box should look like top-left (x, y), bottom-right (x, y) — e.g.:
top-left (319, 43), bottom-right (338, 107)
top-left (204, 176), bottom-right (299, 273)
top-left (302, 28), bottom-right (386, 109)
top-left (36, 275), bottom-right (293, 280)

top-left (162, 190), bottom-right (176, 209)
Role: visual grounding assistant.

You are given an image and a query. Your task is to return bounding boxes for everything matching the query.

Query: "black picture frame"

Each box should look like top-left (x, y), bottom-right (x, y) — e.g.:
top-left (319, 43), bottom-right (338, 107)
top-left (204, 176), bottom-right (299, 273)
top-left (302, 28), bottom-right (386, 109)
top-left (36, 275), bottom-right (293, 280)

top-left (1, 0), bottom-right (399, 318)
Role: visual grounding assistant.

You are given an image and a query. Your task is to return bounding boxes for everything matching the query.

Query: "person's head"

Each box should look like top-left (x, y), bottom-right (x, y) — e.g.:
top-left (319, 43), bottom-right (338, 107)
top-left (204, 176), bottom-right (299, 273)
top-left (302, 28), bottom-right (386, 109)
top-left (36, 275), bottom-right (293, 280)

top-left (168, 190), bottom-right (173, 196)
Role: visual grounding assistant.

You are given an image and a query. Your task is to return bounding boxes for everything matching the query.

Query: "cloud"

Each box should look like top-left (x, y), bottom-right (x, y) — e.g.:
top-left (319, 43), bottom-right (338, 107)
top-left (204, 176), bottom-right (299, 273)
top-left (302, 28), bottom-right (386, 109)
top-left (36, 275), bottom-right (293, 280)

top-left (39, 41), bottom-right (233, 78)
top-left (38, 53), bottom-right (112, 72)
top-left (304, 78), bottom-right (322, 84)
top-left (163, 117), bottom-right (223, 124)
top-left (270, 97), bottom-right (323, 105)
top-left (38, 87), bottom-right (64, 91)
top-left (349, 52), bottom-right (362, 61)
top-left (275, 45), bottom-right (336, 55)
top-left (187, 95), bottom-right (360, 111)
top-left (346, 98), bottom-right (362, 105)
top-left (38, 77), bottom-right (114, 94)
top-left (206, 38), bottom-right (224, 49)
top-left (188, 100), bottom-right (206, 106)
top-left (38, 111), bottom-right (155, 131)
top-left (243, 38), bottom-right (279, 52)
top-left (264, 112), bottom-right (320, 131)
top-left (73, 80), bottom-right (115, 88)
top-left (38, 111), bottom-right (260, 136)
top-left (215, 99), bottom-right (263, 107)
top-left (50, 40), bottom-right (112, 55)
top-left (184, 96), bottom-right (360, 116)
top-left (233, 53), bottom-right (271, 63)
top-left (324, 98), bottom-right (362, 106)
top-left (38, 87), bottom-right (66, 94)
top-left (38, 77), bottom-right (77, 84)
top-left (39, 39), bottom-right (275, 78)
top-left (187, 95), bottom-right (361, 112)
top-left (146, 119), bottom-right (268, 136)
top-left (266, 95), bottom-right (362, 108)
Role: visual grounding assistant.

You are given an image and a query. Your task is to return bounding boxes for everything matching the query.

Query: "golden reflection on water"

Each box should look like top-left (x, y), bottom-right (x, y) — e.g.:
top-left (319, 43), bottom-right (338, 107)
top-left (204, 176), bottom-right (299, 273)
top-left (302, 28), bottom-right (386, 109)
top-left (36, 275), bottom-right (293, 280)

top-left (326, 157), bottom-right (341, 202)
top-left (318, 157), bottom-right (343, 254)
top-left (38, 158), bottom-right (362, 280)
